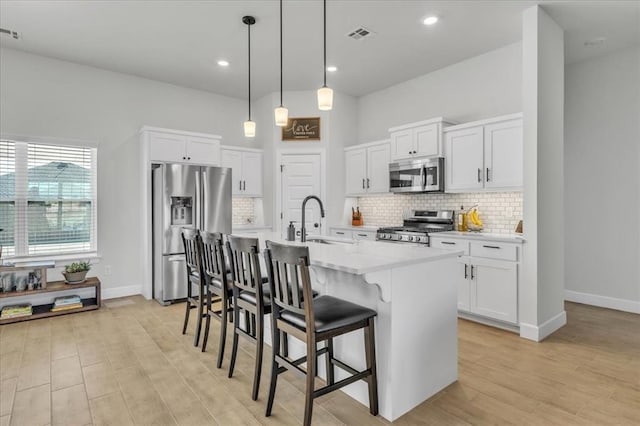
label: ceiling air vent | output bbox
[0,28,21,40]
[346,26,375,41]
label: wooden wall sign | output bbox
[282,117,321,141]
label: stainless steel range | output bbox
[376,210,455,246]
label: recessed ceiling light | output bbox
[423,16,438,26]
[584,37,606,48]
[217,60,230,67]
[327,66,338,72]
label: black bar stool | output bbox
[198,231,232,366]
[263,240,379,426]
[226,235,271,401]
[180,228,206,347]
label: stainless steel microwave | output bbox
[389,157,444,193]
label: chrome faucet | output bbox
[300,195,325,242]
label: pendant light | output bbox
[274,0,288,126]
[243,16,256,138]
[317,0,333,111]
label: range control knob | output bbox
[408,236,414,242]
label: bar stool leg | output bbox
[182,298,191,335]
[364,317,379,416]
[265,324,280,417]
[216,295,228,368]
[228,303,240,378]
[304,336,317,426]
[194,287,204,347]
[201,286,212,352]
[326,338,335,385]
[251,313,264,401]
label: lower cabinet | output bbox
[329,228,377,241]
[330,229,353,239]
[432,236,520,325]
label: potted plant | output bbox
[63,261,91,284]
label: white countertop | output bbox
[434,231,525,244]
[232,224,272,230]
[233,232,463,275]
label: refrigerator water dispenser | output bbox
[171,196,193,226]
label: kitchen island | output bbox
[237,232,463,421]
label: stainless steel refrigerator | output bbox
[152,164,231,305]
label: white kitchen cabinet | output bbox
[344,140,390,196]
[148,131,221,165]
[389,118,455,161]
[484,119,523,190]
[444,114,522,193]
[221,147,263,197]
[330,229,353,239]
[445,127,484,191]
[430,235,521,325]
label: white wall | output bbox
[564,46,640,311]
[520,5,566,341]
[355,42,522,143]
[0,47,252,294]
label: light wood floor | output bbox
[0,298,638,425]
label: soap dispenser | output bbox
[287,221,296,241]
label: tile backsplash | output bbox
[356,192,522,234]
[232,197,256,225]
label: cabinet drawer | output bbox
[353,230,376,241]
[469,242,517,261]
[330,229,353,239]
[430,238,470,255]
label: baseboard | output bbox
[565,290,640,314]
[102,285,142,300]
[519,310,567,342]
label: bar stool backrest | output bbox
[226,235,264,301]
[199,231,228,291]
[264,241,314,329]
[181,228,201,279]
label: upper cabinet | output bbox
[444,113,523,193]
[221,147,263,197]
[144,128,221,166]
[345,140,391,196]
[389,117,455,161]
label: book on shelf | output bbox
[51,303,83,312]
[53,295,81,307]
[1,303,33,319]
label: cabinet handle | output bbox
[486,168,490,182]
[483,245,501,249]
[183,156,186,160]
[357,233,368,237]
[362,178,365,189]
[188,157,191,160]
[366,178,370,189]
[470,265,475,280]
[408,151,412,155]
[441,241,456,245]
[413,150,417,154]
[239,181,242,191]
[477,168,482,183]
[336,231,345,235]
[243,181,246,191]
[464,264,468,279]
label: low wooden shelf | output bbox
[0,277,101,325]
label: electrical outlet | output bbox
[104,265,112,276]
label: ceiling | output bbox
[1,1,638,99]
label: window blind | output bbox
[0,141,16,256]
[0,140,97,257]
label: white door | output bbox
[390,129,414,160]
[445,127,484,192]
[221,149,243,195]
[186,136,221,166]
[345,148,367,195]
[484,119,523,190]
[281,153,322,239]
[367,143,390,193]
[242,152,263,197]
[470,258,518,324]
[414,124,439,157]
[149,132,187,163]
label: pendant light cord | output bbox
[323,0,327,88]
[280,0,284,107]
[248,21,251,120]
